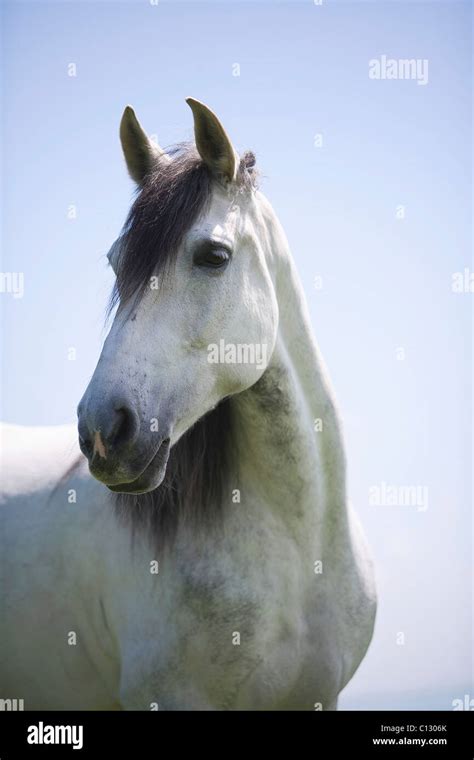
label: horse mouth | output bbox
[106,438,171,494]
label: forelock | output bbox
[109,143,258,312]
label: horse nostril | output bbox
[79,433,93,457]
[78,398,139,460]
[111,406,139,449]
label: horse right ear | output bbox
[119,106,169,184]
[186,98,239,183]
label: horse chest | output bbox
[117,520,343,710]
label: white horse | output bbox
[0,99,376,710]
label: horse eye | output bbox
[194,247,230,269]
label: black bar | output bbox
[0,710,472,757]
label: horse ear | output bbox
[186,98,239,183]
[119,106,169,184]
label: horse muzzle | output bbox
[77,394,171,493]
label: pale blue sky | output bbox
[1,0,472,709]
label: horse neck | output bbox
[231,200,348,538]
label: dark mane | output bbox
[110,144,257,548]
[115,398,235,551]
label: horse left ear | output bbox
[186,98,239,183]
[120,106,169,184]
